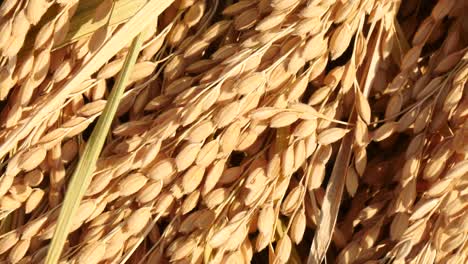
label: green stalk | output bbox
[44,33,144,264]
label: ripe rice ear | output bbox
[0,0,465,263]
[0,0,174,161]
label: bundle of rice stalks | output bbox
[0,0,466,263]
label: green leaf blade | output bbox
[44,33,144,264]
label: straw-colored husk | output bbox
[0,0,466,263]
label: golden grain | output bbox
[317,127,349,145]
[0,1,464,262]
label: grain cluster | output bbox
[0,0,466,263]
